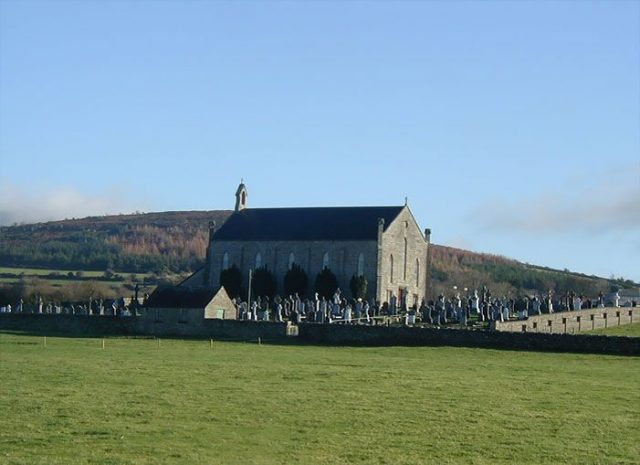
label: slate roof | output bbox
[145,286,217,308]
[212,206,405,241]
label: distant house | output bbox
[142,286,237,325]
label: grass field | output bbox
[0,333,638,465]
[0,266,150,282]
[0,267,110,278]
[0,266,155,293]
[586,321,640,337]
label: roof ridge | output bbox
[236,205,404,210]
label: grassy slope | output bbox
[1,333,638,465]
[586,322,640,337]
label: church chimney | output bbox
[235,180,248,212]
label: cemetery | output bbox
[1,292,638,355]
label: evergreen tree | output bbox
[220,265,242,298]
[315,267,338,299]
[252,266,277,299]
[284,263,308,297]
[349,274,367,299]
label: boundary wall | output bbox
[2,314,638,355]
[0,314,288,340]
[297,323,640,356]
[492,307,639,334]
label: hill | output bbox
[0,210,636,297]
[427,245,635,297]
[0,211,232,274]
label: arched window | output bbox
[390,254,394,283]
[255,252,262,269]
[322,252,330,269]
[357,253,364,276]
[288,252,295,270]
[416,259,420,287]
[403,238,408,280]
[222,252,229,270]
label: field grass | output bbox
[0,267,110,277]
[0,333,638,465]
[0,277,120,287]
[0,266,153,281]
[586,321,640,337]
[0,266,154,290]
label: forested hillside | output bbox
[0,211,232,274]
[428,245,634,296]
[0,210,636,297]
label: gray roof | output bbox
[145,286,216,308]
[212,206,404,241]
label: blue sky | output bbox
[1,1,638,281]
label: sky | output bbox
[0,0,639,282]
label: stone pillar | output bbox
[375,218,385,304]
[424,228,431,300]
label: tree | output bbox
[220,265,242,299]
[252,266,276,300]
[315,267,338,300]
[284,263,308,297]
[350,274,367,300]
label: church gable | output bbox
[383,206,425,241]
[378,206,429,304]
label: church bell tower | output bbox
[235,180,248,211]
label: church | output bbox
[184,182,431,307]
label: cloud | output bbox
[468,164,640,235]
[0,181,151,226]
[441,235,475,251]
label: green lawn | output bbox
[586,321,640,337]
[0,333,638,465]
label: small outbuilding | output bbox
[142,286,237,326]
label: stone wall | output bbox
[0,314,288,340]
[2,314,638,355]
[379,207,429,306]
[298,323,640,356]
[207,240,379,299]
[492,307,639,334]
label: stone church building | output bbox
[185,183,431,307]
